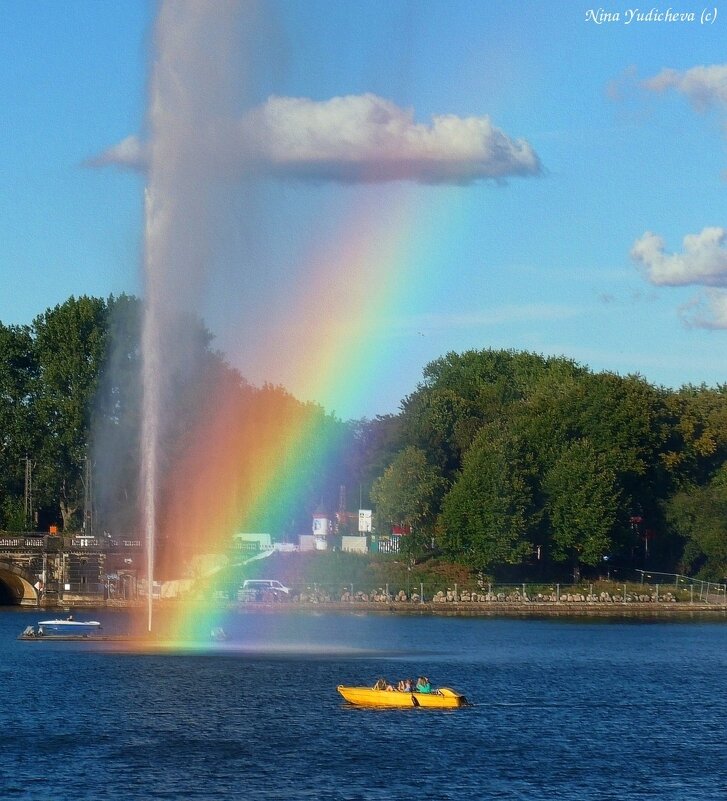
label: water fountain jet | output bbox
[139,0,244,632]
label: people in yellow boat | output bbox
[376,677,420,692]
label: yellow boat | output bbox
[337,684,468,709]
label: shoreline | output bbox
[29,598,727,618]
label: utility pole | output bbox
[83,455,94,537]
[23,455,32,531]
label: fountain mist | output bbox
[141,0,246,631]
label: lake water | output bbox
[2,607,726,800]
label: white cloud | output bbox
[89,93,542,184]
[679,289,727,329]
[631,227,727,287]
[635,63,727,179]
[242,94,541,182]
[632,64,727,328]
[643,64,727,111]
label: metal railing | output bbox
[224,577,727,606]
[636,570,727,603]
[0,534,47,550]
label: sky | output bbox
[2,0,727,420]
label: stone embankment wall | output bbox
[274,586,727,616]
[322,587,684,604]
[432,589,680,604]
[54,586,727,616]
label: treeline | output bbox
[0,295,355,546]
[369,350,727,581]
[2,296,727,581]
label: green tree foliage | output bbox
[477,368,675,568]
[6,301,727,582]
[370,446,446,554]
[0,323,36,525]
[666,464,727,580]
[662,385,727,484]
[89,294,142,533]
[1,497,27,532]
[440,428,537,571]
[401,349,586,478]
[0,294,353,542]
[344,414,404,508]
[383,348,725,577]
[543,438,620,579]
[29,296,110,530]
[400,387,476,480]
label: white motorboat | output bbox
[36,618,102,635]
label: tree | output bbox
[90,294,143,533]
[399,349,587,483]
[400,387,476,481]
[31,296,109,530]
[666,464,727,580]
[543,438,620,580]
[662,384,727,484]
[0,323,36,527]
[371,446,446,555]
[509,370,676,568]
[344,414,404,509]
[440,429,538,572]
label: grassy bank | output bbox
[212,551,475,597]
[205,551,724,606]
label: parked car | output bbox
[238,579,291,601]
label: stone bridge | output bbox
[0,533,144,606]
[0,559,39,605]
[0,534,48,605]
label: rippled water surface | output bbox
[2,608,726,800]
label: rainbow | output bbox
[146,185,438,644]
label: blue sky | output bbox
[2,1,727,418]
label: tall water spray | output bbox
[141,192,161,633]
[141,0,243,631]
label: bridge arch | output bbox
[0,562,38,606]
